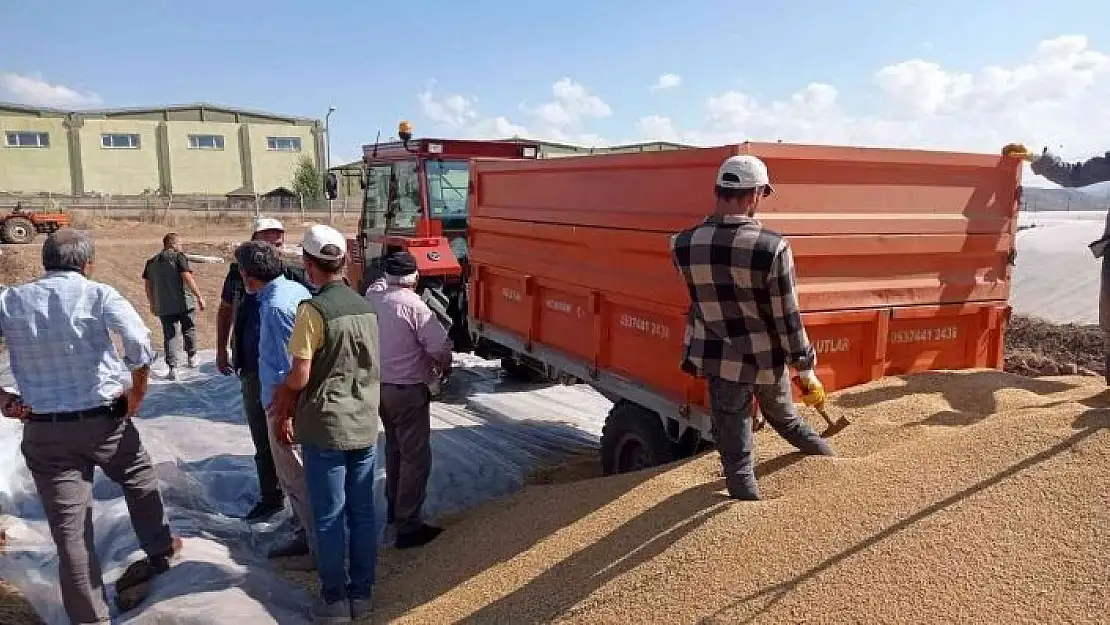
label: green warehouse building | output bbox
[0,102,324,198]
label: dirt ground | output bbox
[1004,314,1105,377]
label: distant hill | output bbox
[1021,186,1110,212]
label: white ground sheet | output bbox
[0,351,609,624]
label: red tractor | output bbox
[0,203,69,244]
[346,121,540,353]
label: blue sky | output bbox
[3,0,1110,184]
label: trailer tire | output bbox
[1,217,34,244]
[601,400,676,475]
[500,357,549,383]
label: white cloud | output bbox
[526,77,612,127]
[641,35,1110,186]
[414,35,1110,181]
[637,115,679,142]
[0,72,102,108]
[417,81,479,128]
[651,73,682,92]
[418,78,609,145]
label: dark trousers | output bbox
[707,375,834,499]
[379,383,432,535]
[158,310,196,368]
[21,412,174,624]
[239,371,283,502]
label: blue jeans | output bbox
[302,443,378,603]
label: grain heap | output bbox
[358,370,1109,624]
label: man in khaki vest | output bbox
[269,224,381,622]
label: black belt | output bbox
[27,397,127,423]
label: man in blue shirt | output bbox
[217,217,309,527]
[234,240,315,562]
[0,229,181,623]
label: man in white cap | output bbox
[216,217,312,537]
[269,224,381,622]
[669,154,835,501]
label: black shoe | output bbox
[395,524,444,549]
[268,534,311,558]
[244,496,284,522]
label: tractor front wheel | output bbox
[1,217,35,244]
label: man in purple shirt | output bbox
[364,251,452,549]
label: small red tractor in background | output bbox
[0,203,69,244]
[346,121,540,355]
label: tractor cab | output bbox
[347,121,539,350]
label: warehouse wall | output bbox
[79,119,162,195]
[247,123,320,193]
[164,121,244,194]
[0,114,71,194]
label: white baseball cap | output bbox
[301,224,347,261]
[716,155,774,196]
[252,216,285,233]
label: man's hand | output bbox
[266,385,298,445]
[125,366,150,419]
[1,391,28,421]
[797,369,827,409]
[216,350,234,376]
[276,415,295,445]
[1002,143,1037,162]
[196,297,207,312]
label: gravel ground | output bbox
[355,370,1108,624]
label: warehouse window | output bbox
[102,133,141,149]
[5,131,49,148]
[188,134,225,150]
[266,136,301,152]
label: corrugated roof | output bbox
[0,100,319,124]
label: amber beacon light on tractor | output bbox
[345,120,540,352]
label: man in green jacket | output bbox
[1004,143,1110,384]
[270,224,381,623]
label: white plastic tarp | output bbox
[0,351,607,624]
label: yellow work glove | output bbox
[797,369,827,408]
[1001,143,1036,162]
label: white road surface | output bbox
[1013,210,1106,325]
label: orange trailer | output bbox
[466,143,1021,474]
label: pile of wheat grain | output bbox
[350,370,1108,624]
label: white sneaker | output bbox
[187,354,197,369]
[167,367,177,381]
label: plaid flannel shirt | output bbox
[0,271,156,413]
[669,214,815,385]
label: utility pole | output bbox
[325,106,336,222]
[324,106,336,172]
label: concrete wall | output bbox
[0,114,71,194]
[78,119,162,195]
[247,123,319,193]
[164,121,244,194]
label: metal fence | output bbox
[0,194,361,222]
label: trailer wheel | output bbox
[500,357,549,383]
[601,400,676,475]
[1,217,35,244]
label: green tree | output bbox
[292,156,324,202]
